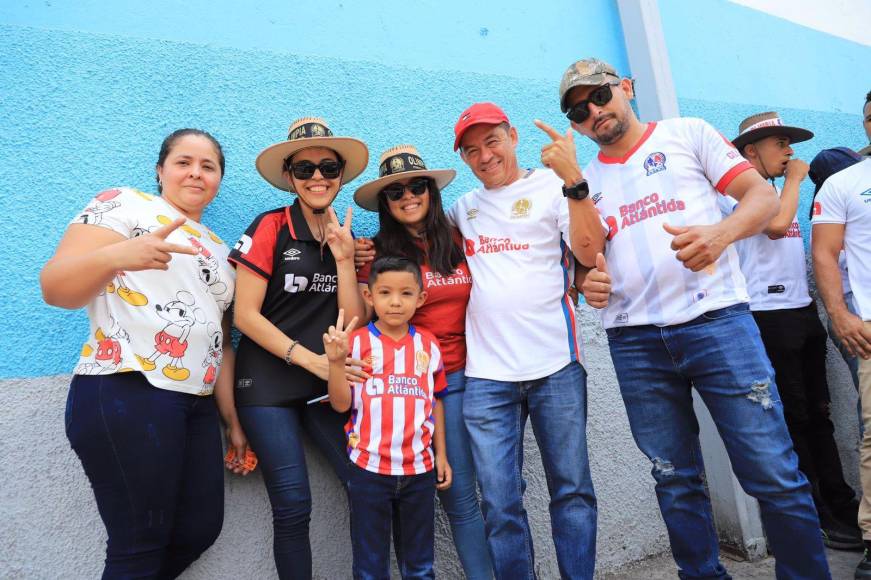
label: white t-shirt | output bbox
[70,187,235,395]
[812,159,871,320]
[719,188,811,311]
[447,168,582,381]
[584,118,752,328]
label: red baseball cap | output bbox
[453,102,510,151]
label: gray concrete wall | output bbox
[1,306,670,579]
[4,301,861,578]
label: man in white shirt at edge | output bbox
[726,112,861,550]
[565,58,829,579]
[448,101,604,579]
[812,156,871,578]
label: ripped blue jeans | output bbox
[607,303,829,580]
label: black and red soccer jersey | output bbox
[229,200,342,406]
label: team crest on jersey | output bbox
[510,198,531,219]
[347,432,360,449]
[414,350,430,376]
[643,152,667,176]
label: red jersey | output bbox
[346,323,448,475]
[357,240,472,373]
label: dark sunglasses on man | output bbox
[565,83,617,124]
[284,159,345,180]
[380,178,429,201]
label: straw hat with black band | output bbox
[256,117,369,192]
[354,145,456,211]
[731,112,814,153]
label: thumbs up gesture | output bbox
[534,119,584,185]
[582,252,611,309]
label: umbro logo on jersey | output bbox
[643,152,667,176]
[283,248,302,261]
[861,188,871,203]
[466,208,479,220]
[591,192,603,204]
[614,313,629,325]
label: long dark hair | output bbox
[373,178,464,277]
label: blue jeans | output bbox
[346,465,437,580]
[237,403,353,580]
[464,362,597,580]
[438,371,493,579]
[66,372,224,579]
[607,303,829,580]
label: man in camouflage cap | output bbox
[541,57,830,578]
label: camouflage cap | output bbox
[559,58,621,112]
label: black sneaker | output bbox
[823,521,864,551]
[856,547,871,579]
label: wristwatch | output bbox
[562,178,590,200]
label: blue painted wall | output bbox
[1,2,627,378]
[3,1,869,378]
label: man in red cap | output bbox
[448,102,604,579]
[558,58,830,579]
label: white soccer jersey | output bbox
[447,168,582,381]
[584,118,752,328]
[719,189,811,311]
[812,159,871,320]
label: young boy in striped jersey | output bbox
[324,256,451,579]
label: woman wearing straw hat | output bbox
[354,145,494,579]
[228,118,370,579]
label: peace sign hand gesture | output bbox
[323,308,359,364]
[111,216,198,272]
[325,206,356,264]
[534,119,584,186]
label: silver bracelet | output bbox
[285,340,299,366]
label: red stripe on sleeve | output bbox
[715,161,753,194]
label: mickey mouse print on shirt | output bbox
[71,187,235,395]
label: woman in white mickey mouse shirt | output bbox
[41,129,249,579]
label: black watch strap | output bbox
[562,179,590,200]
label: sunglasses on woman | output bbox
[565,84,615,124]
[285,159,345,180]
[380,178,429,202]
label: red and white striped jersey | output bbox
[346,323,448,475]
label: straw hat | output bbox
[255,117,369,191]
[731,112,813,152]
[353,145,456,211]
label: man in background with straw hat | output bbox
[728,112,862,551]
[449,101,604,579]
[559,57,830,578]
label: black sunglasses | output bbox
[565,84,615,124]
[380,178,429,202]
[285,159,345,180]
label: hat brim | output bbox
[354,169,457,212]
[255,137,369,192]
[731,126,814,152]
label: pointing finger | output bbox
[153,217,186,239]
[533,119,563,142]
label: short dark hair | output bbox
[368,256,423,289]
[865,90,871,107]
[156,129,225,193]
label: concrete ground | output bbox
[599,548,860,579]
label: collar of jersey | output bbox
[368,321,416,340]
[285,199,317,242]
[597,122,657,165]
